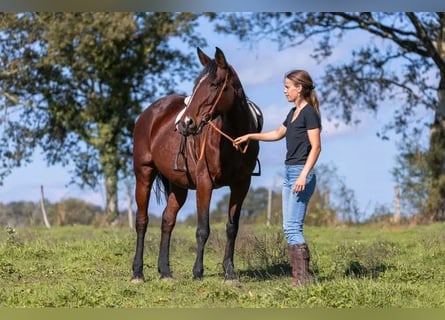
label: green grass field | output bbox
[1,222,445,307]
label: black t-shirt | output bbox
[282,104,321,165]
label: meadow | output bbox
[1,221,445,308]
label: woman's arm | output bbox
[233,124,286,147]
[292,127,321,193]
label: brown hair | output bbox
[285,70,320,117]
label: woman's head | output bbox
[285,70,320,115]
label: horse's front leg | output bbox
[131,168,155,284]
[223,178,251,281]
[193,179,212,280]
[158,184,188,278]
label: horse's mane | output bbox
[228,65,248,107]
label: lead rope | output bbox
[207,120,249,153]
[200,121,261,176]
[199,120,249,160]
[199,121,249,160]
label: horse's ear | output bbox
[197,47,211,66]
[215,47,228,69]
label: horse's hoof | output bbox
[131,277,145,284]
[160,272,173,280]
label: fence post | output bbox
[393,185,401,224]
[40,185,51,228]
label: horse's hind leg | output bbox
[131,165,156,284]
[157,184,188,279]
[223,178,251,281]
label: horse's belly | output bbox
[153,147,197,189]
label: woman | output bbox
[233,70,321,286]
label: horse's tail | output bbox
[153,174,169,204]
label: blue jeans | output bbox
[282,165,316,245]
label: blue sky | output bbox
[0,20,424,221]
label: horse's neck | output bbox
[221,101,255,135]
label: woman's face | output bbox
[284,78,301,103]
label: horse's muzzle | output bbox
[179,116,198,136]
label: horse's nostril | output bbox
[179,116,197,136]
[184,116,195,128]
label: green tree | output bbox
[210,186,269,223]
[241,187,269,221]
[0,201,40,227]
[213,12,445,221]
[49,198,103,226]
[0,13,207,222]
[306,187,337,226]
[392,128,435,220]
[313,163,359,224]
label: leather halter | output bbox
[174,71,229,172]
[174,70,254,173]
[195,71,252,160]
[194,71,229,135]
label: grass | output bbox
[1,222,445,307]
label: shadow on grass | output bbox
[345,260,390,279]
[237,260,391,283]
[238,263,292,281]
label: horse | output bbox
[131,47,263,283]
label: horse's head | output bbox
[178,47,240,136]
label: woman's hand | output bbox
[233,134,250,150]
[292,175,307,193]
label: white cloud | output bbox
[231,41,319,87]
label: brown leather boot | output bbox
[288,243,311,286]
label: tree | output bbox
[0,13,207,222]
[213,12,445,221]
[0,201,40,227]
[313,163,359,224]
[50,198,103,226]
[392,127,435,220]
[210,186,270,223]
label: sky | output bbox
[0,18,427,221]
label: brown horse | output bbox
[131,47,262,283]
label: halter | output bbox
[194,71,229,134]
[174,71,230,172]
[194,71,252,159]
[174,70,256,174]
